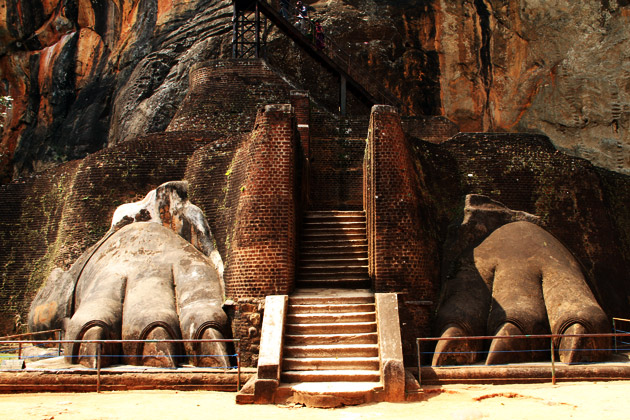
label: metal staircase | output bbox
[231,0,401,114]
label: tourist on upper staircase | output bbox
[315,20,325,50]
[279,0,290,20]
[296,1,309,33]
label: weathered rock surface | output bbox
[0,0,234,180]
[2,0,630,180]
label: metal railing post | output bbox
[57,330,62,356]
[237,340,241,391]
[613,318,618,353]
[255,2,260,58]
[18,342,22,360]
[550,338,556,385]
[416,338,422,387]
[96,342,102,393]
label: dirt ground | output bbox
[1,381,630,419]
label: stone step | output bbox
[298,258,368,268]
[282,356,380,371]
[300,237,367,250]
[281,370,381,383]
[275,382,383,407]
[288,303,375,314]
[298,264,368,273]
[285,321,377,335]
[299,253,368,262]
[289,292,374,305]
[304,213,366,223]
[284,332,377,345]
[295,278,371,289]
[303,221,366,229]
[296,269,369,278]
[302,228,366,236]
[299,247,367,257]
[284,344,378,358]
[286,312,375,324]
[301,232,367,241]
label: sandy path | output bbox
[1,381,629,419]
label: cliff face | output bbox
[0,0,234,180]
[1,0,630,180]
[434,0,630,173]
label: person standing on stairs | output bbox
[296,1,309,33]
[280,0,290,20]
[315,20,325,50]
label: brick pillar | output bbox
[226,105,298,298]
[290,91,311,158]
[364,105,438,356]
[290,91,311,208]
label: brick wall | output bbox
[308,109,367,210]
[224,105,299,298]
[0,133,211,335]
[363,105,440,359]
[167,60,294,135]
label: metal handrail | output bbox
[612,318,630,353]
[416,332,627,387]
[0,338,242,393]
[0,329,62,340]
[0,329,63,359]
[260,0,401,108]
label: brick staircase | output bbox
[276,288,383,406]
[296,210,369,289]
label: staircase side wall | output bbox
[225,105,299,298]
[309,112,367,210]
[364,105,438,359]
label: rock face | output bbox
[1,0,630,180]
[434,0,630,173]
[0,0,234,180]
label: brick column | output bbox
[364,105,438,353]
[290,91,311,158]
[226,105,298,298]
[290,91,311,208]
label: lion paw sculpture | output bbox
[29,181,229,368]
[433,220,610,366]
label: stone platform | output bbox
[0,356,254,393]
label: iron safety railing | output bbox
[260,0,402,108]
[416,332,630,387]
[612,318,630,352]
[0,338,241,393]
[0,329,63,359]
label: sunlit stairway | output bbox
[296,210,369,289]
[276,288,383,406]
[236,213,405,406]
